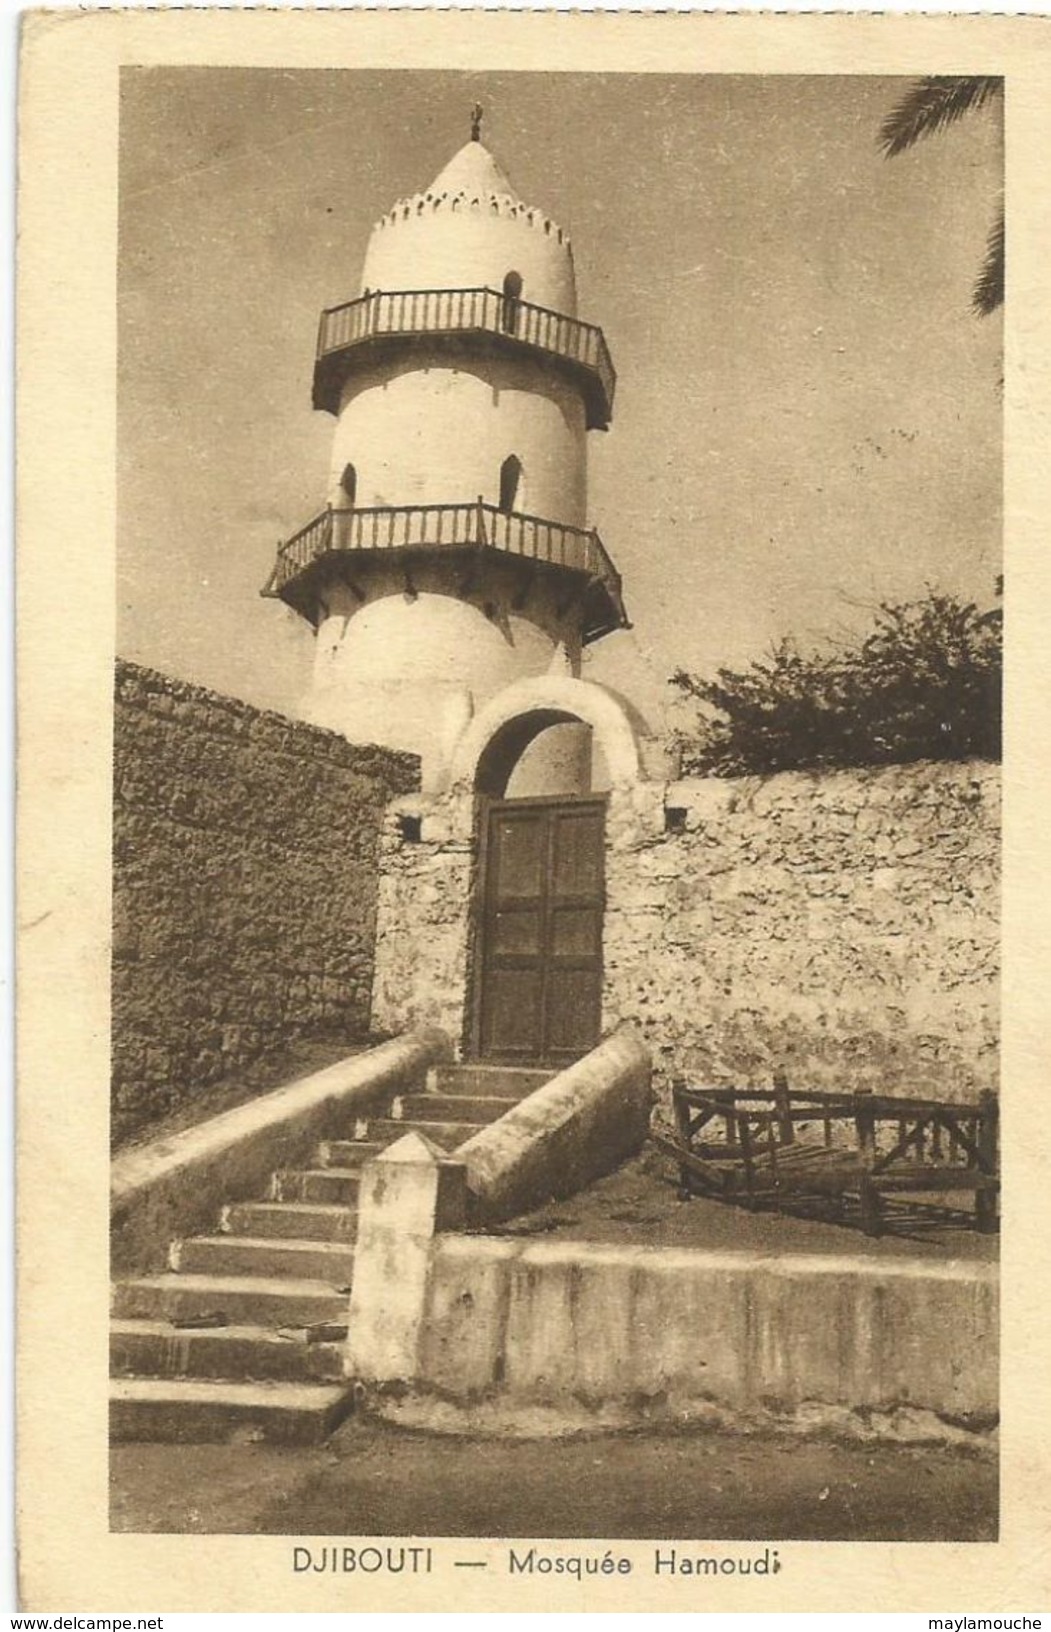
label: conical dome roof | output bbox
[361,132,577,317]
[427,139,517,203]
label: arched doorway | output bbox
[451,679,641,1067]
[501,270,523,334]
[498,453,523,515]
[474,706,592,799]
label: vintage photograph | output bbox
[103,65,1004,1546]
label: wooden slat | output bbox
[873,1169,999,1194]
[666,1074,999,1234]
[650,1134,732,1195]
[872,1114,937,1174]
[768,1146,854,1169]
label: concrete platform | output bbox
[170,1234,358,1282]
[112,1273,350,1328]
[109,1377,354,1445]
[316,1139,387,1168]
[365,1119,485,1150]
[270,1167,362,1205]
[496,1149,999,1262]
[221,1201,358,1242]
[394,1093,514,1125]
[429,1064,551,1100]
[110,1320,346,1383]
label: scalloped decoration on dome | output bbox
[372,139,573,253]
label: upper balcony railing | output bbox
[312,286,616,430]
[263,500,628,644]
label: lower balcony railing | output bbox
[263,501,627,642]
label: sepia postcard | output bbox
[16,7,1051,1614]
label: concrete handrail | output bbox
[111,1028,452,1273]
[458,1022,653,1225]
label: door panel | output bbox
[552,808,604,896]
[482,968,544,1055]
[491,906,544,957]
[493,810,545,896]
[477,797,605,1067]
[548,905,601,959]
[545,969,602,1056]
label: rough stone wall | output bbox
[605,762,999,1106]
[371,761,999,1106]
[371,791,475,1048]
[112,661,418,1145]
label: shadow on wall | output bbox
[111,660,419,1147]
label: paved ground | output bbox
[496,1148,999,1261]
[110,1418,996,1541]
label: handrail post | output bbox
[671,1078,693,1198]
[720,1088,737,1148]
[766,1113,779,1190]
[737,1113,757,1208]
[975,1089,999,1234]
[476,494,487,548]
[854,1089,881,1236]
[773,1067,794,1146]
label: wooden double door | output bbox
[474,796,606,1068]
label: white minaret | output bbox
[264,112,626,792]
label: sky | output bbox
[117,70,1003,732]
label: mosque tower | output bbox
[263,110,627,793]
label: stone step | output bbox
[170,1235,357,1283]
[112,1273,349,1329]
[110,1376,354,1445]
[222,1201,358,1243]
[428,1064,552,1100]
[110,1319,346,1384]
[361,1119,486,1151]
[271,1167,361,1205]
[393,1094,513,1126]
[316,1140,387,1170]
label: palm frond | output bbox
[879,76,1003,158]
[973,203,1004,316]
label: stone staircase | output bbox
[109,1064,550,1445]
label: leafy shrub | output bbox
[670,593,1001,778]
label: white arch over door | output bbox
[448,675,642,795]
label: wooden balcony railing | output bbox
[312,286,616,429]
[263,500,628,643]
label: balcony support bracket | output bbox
[511,561,537,612]
[457,548,487,600]
[556,578,589,622]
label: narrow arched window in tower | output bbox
[339,462,357,508]
[501,270,523,335]
[499,455,522,515]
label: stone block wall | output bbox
[605,762,999,1106]
[371,761,999,1106]
[371,791,475,1047]
[112,661,418,1145]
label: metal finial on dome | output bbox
[470,103,483,142]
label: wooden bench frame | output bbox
[654,1075,999,1237]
